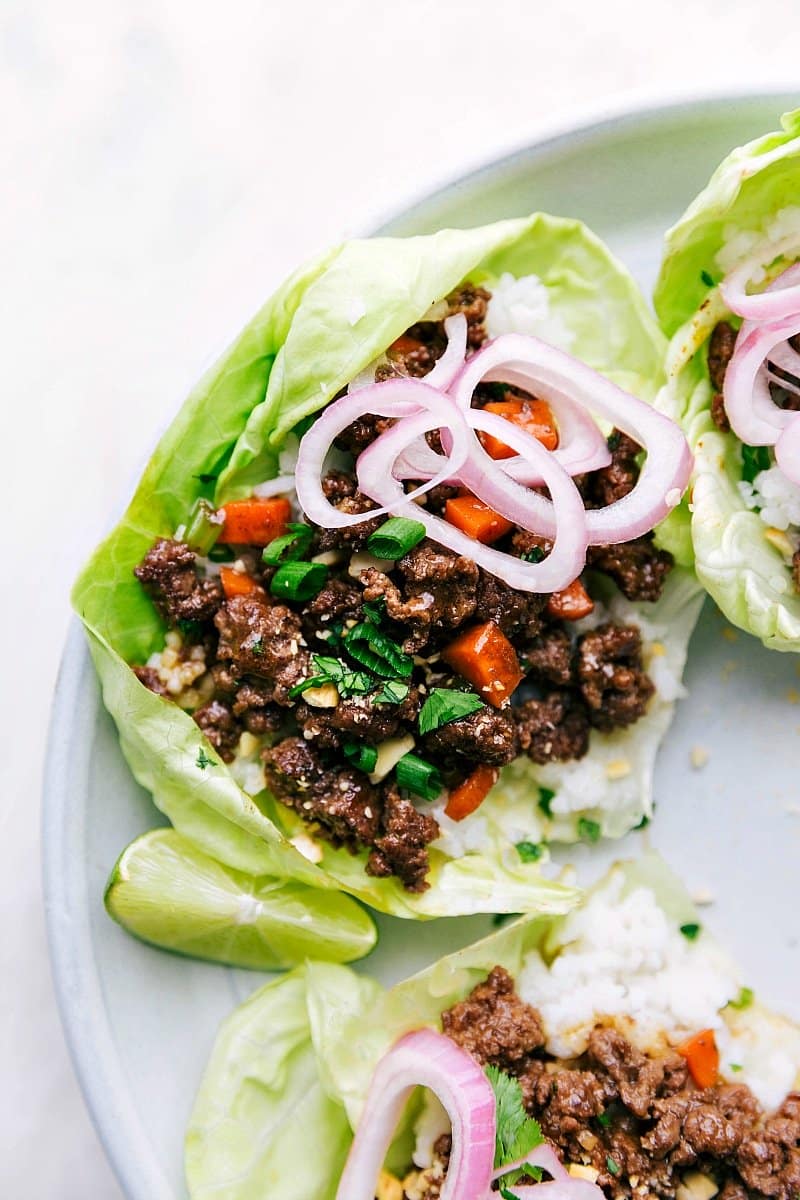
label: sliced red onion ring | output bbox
[295,379,469,528]
[486,1142,604,1200]
[451,336,692,543]
[775,413,800,486]
[722,315,800,444]
[721,256,800,322]
[358,412,589,593]
[335,1029,495,1200]
[424,313,468,389]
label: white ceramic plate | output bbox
[44,92,800,1200]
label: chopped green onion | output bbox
[700,269,716,288]
[537,787,555,818]
[596,1110,612,1128]
[366,516,426,560]
[680,922,702,941]
[418,688,485,735]
[521,545,545,564]
[375,680,410,706]
[516,841,545,863]
[288,654,374,700]
[343,743,378,774]
[606,1156,620,1177]
[741,443,771,484]
[395,753,443,801]
[577,817,601,843]
[730,1063,743,1072]
[729,986,754,1010]
[344,622,413,678]
[270,561,328,603]
[634,813,651,830]
[362,597,387,625]
[184,498,224,555]
[262,522,314,566]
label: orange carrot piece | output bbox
[441,621,523,708]
[388,333,426,359]
[219,567,264,600]
[677,1029,719,1090]
[218,497,291,546]
[444,764,499,821]
[444,494,514,545]
[546,578,594,621]
[479,396,559,459]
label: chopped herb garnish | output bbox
[375,680,410,706]
[516,841,545,863]
[270,560,328,603]
[730,1063,743,1072]
[741,443,771,484]
[249,636,265,656]
[606,1156,621,1177]
[485,1065,543,1174]
[366,516,426,560]
[343,743,378,774]
[395,752,443,801]
[418,688,485,735]
[344,622,413,678]
[362,597,387,625]
[680,922,702,941]
[730,986,754,1010]
[196,747,217,770]
[261,522,313,566]
[701,269,716,288]
[578,816,601,843]
[500,1189,519,1200]
[634,813,651,830]
[521,545,545,564]
[597,1109,613,1128]
[607,431,621,451]
[289,654,374,700]
[537,787,555,818]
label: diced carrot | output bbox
[219,567,264,600]
[218,497,291,546]
[445,764,499,821]
[479,396,559,459]
[546,578,594,621]
[441,621,523,708]
[388,333,426,359]
[677,1029,719,1090]
[444,494,514,545]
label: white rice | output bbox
[485,272,575,349]
[517,872,740,1060]
[739,464,800,533]
[716,206,800,277]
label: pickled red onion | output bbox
[721,256,800,323]
[334,1029,495,1200]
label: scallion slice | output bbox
[343,743,378,774]
[366,516,426,560]
[270,561,328,602]
[262,523,314,566]
[395,752,443,801]
[344,622,413,678]
[184,498,224,555]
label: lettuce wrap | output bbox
[186,854,800,1200]
[73,213,701,920]
[654,108,800,650]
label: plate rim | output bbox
[43,87,799,1200]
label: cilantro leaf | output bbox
[700,269,716,288]
[344,622,413,678]
[485,1065,543,1171]
[375,680,410,706]
[418,688,485,735]
[196,747,217,770]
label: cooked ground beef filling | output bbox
[132,283,673,891]
[440,967,800,1200]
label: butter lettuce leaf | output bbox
[653,108,800,649]
[74,213,681,918]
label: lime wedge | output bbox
[105,828,376,969]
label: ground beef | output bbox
[423,706,518,766]
[134,539,222,624]
[214,596,310,705]
[262,736,381,850]
[313,478,382,551]
[577,623,655,732]
[301,577,363,642]
[474,569,547,640]
[441,966,544,1067]
[229,677,285,735]
[586,432,642,508]
[361,543,479,651]
[587,536,674,603]
[588,1027,667,1119]
[296,688,417,749]
[708,321,737,392]
[793,549,800,595]
[711,390,731,432]
[334,413,395,455]
[192,699,241,762]
[132,665,168,696]
[523,625,575,686]
[366,781,439,893]
[737,1092,800,1199]
[446,283,491,348]
[515,690,591,764]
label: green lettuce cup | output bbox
[74,213,700,920]
[186,855,800,1200]
[654,108,800,650]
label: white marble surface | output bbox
[3,1,797,1195]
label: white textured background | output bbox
[3,1,797,1195]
